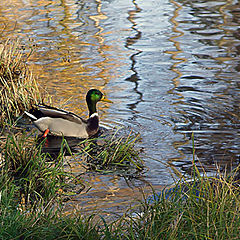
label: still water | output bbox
[0,0,239,214]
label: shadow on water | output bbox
[125,0,143,114]
[37,135,81,155]
[36,126,109,156]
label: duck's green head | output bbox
[86,89,112,116]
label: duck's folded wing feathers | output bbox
[37,105,86,124]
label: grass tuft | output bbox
[1,132,84,207]
[0,39,48,126]
[118,166,240,240]
[0,178,102,240]
[77,130,144,173]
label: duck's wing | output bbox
[36,105,87,124]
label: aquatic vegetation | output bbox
[0,163,240,239]
[0,179,101,240]
[0,39,47,126]
[0,120,239,239]
[1,132,84,206]
[77,130,144,173]
[116,166,240,239]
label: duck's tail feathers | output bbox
[24,111,37,121]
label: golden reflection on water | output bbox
[213,0,237,75]
[0,0,126,117]
[165,0,189,167]
[63,173,163,218]
[166,0,186,94]
[61,155,156,217]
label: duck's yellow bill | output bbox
[101,96,113,103]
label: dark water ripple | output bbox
[168,0,240,173]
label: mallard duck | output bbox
[25,89,112,138]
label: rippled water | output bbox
[0,0,239,214]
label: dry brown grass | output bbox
[0,39,47,125]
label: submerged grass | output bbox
[0,39,48,126]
